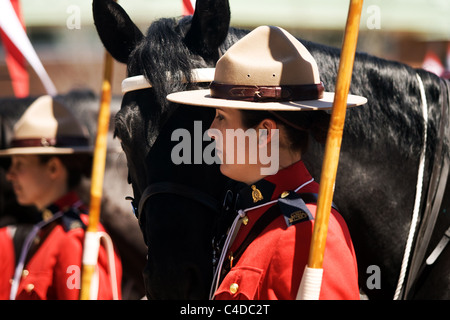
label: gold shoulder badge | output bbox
[278,193,314,227]
[251,185,264,203]
[288,210,309,224]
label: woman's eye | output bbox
[215,114,224,121]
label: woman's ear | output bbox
[257,119,278,146]
[46,157,64,179]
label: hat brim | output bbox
[0,146,94,157]
[167,90,367,111]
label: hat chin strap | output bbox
[121,68,215,93]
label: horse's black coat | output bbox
[93,0,450,299]
[94,0,242,299]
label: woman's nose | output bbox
[207,127,216,140]
[5,167,14,181]
[5,163,17,182]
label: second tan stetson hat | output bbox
[167,25,367,110]
[0,95,93,156]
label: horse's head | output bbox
[93,0,240,299]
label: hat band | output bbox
[210,82,324,102]
[11,136,90,148]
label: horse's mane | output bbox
[301,39,446,161]
[126,16,247,115]
[125,15,447,161]
[352,57,445,160]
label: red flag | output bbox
[0,0,29,97]
[182,0,195,16]
[422,49,444,77]
[443,43,450,80]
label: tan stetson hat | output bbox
[167,26,367,110]
[0,95,93,156]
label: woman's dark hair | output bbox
[239,110,330,153]
[38,154,92,190]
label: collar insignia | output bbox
[236,180,276,210]
[251,185,264,203]
[42,209,53,221]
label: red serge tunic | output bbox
[214,161,359,300]
[0,191,122,300]
[0,228,14,300]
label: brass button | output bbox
[242,216,249,225]
[22,270,29,278]
[26,284,35,293]
[229,283,239,294]
[42,209,53,221]
[281,191,290,198]
[33,236,40,246]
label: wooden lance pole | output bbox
[298,0,364,300]
[79,44,114,299]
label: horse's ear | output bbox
[184,0,230,62]
[92,0,143,63]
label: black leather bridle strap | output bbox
[137,181,220,221]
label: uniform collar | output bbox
[236,161,314,210]
[41,191,82,221]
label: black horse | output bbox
[93,0,450,299]
[0,90,147,300]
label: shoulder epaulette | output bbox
[277,191,314,227]
[61,208,86,232]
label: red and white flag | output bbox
[182,0,195,16]
[422,49,444,77]
[0,0,28,97]
[0,0,56,96]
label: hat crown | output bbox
[13,95,89,140]
[166,25,367,111]
[0,95,93,156]
[214,26,321,86]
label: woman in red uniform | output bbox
[0,95,122,300]
[167,26,367,300]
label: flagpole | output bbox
[298,0,364,300]
[79,37,115,300]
